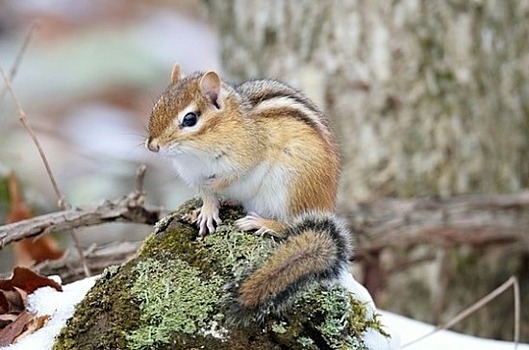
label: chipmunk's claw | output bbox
[196,202,222,237]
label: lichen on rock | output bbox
[53,199,393,349]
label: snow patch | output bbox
[3,273,527,350]
[6,276,98,350]
[339,269,401,349]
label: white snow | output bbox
[340,269,400,349]
[339,269,526,350]
[2,273,527,350]
[382,311,527,350]
[4,276,97,350]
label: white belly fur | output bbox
[219,162,290,220]
[171,153,290,220]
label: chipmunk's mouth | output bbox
[152,141,187,156]
[145,139,181,156]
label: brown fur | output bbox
[149,68,339,216]
[148,71,339,210]
[238,229,338,307]
[223,212,352,326]
[148,73,265,173]
[252,108,340,217]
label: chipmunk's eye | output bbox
[181,112,198,128]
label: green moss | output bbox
[348,297,389,338]
[139,198,274,279]
[297,336,315,348]
[288,284,390,350]
[126,258,224,349]
[54,199,392,349]
[53,264,141,349]
[270,320,288,334]
[295,285,370,350]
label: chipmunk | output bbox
[146,64,350,325]
[224,211,352,326]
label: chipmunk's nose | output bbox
[145,137,160,153]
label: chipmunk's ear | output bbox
[171,63,181,84]
[200,71,222,109]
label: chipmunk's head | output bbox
[146,63,236,157]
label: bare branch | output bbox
[34,241,142,284]
[1,68,66,207]
[347,191,529,254]
[134,164,147,196]
[402,276,520,348]
[0,67,91,274]
[0,22,39,106]
[0,189,164,248]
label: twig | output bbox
[34,241,142,284]
[1,68,89,275]
[0,22,39,107]
[1,69,66,207]
[514,276,520,349]
[0,187,164,248]
[134,164,147,197]
[402,276,520,348]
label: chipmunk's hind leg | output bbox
[235,212,288,238]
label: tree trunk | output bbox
[206,0,529,201]
[205,0,529,341]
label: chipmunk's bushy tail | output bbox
[224,212,352,326]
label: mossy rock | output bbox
[53,199,389,349]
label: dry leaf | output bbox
[0,267,62,345]
[0,310,35,346]
[7,172,64,266]
[13,238,64,267]
[13,314,51,343]
[0,267,63,294]
[0,289,24,314]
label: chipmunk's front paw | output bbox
[235,212,273,236]
[196,202,222,237]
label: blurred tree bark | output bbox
[206,0,529,201]
[205,0,529,342]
